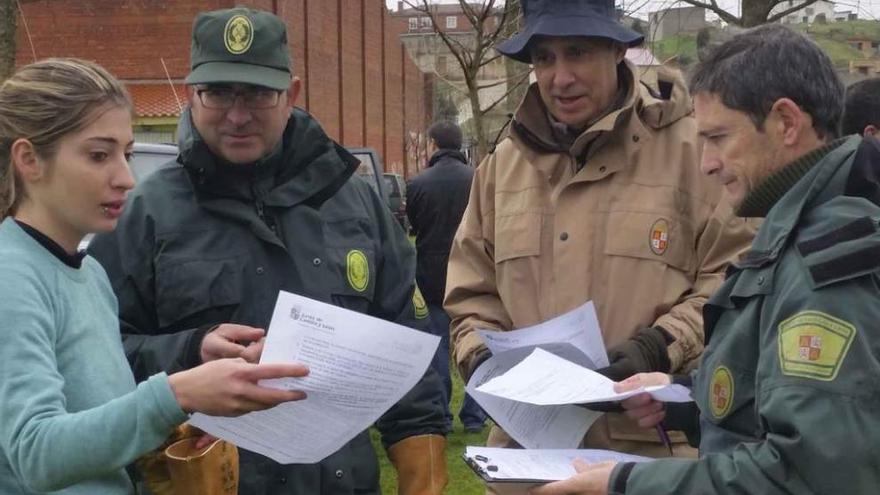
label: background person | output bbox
[841,77,880,136]
[0,57,308,495]
[407,120,488,434]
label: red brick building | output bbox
[14,0,431,176]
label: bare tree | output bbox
[404,0,530,163]
[1,0,17,81]
[1,0,41,82]
[676,0,822,27]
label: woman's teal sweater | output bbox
[0,218,187,494]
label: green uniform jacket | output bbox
[89,108,445,495]
[613,136,880,494]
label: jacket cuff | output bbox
[609,462,636,494]
[184,323,218,367]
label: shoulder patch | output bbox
[778,311,856,381]
[797,216,880,287]
[346,250,369,292]
[412,286,429,320]
[797,216,877,256]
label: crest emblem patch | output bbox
[224,15,254,55]
[346,250,370,293]
[649,219,669,255]
[709,365,734,419]
[778,311,855,381]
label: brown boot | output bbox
[387,434,448,495]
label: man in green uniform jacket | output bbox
[531,24,880,495]
[89,7,447,495]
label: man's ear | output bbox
[864,124,877,137]
[185,85,197,105]
[287,77,302,108]
[614,42,627,64]
[9,138,45,183]
[768,98,810,146]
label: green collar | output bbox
[741,135,862,266]
[737,138,848,218]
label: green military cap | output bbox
[186,7,291,90]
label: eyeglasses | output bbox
[195,86,284,110]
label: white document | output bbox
[464,446,652,482]
[467,348,601,449]
[466,301,609,449]
[189,291,439,464]
[476,301,609,369]
[478,348,693,406]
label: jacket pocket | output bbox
[494,211,542,263]
[603,211,695,273]
[155,257,243,328]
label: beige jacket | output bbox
[445,62,756,451]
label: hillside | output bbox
[649,20,880,69]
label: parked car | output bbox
[128,142,178,180]
[382,173,409,231]
[347,147,388,205]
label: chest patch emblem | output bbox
[778,311,855,381]
[709,365,734,419]
[224,14,254,55]
[346,250,370,292]
[412,286,429,320]
[649,219,669,255]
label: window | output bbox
[805,7,814,15]
[446,16,457,29]
[420,16,432,28]
[408,17,418,31]
[437,55,447,74]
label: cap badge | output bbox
[224,14,254,55]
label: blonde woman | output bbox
[0,58,308,494]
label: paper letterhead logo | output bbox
[289,305,302,321]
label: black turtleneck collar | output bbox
[428,149,468,168]
[15,220,85,268]
[737,137,848,217]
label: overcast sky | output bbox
[385,0,880,21]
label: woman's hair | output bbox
[0,58,132,219]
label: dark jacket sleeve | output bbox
[364,184,447,447]
[405,179,422,238]
[88,195,208,382]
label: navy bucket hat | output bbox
[497,0,644,63]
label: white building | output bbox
[771,0,835,24]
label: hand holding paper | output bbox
[476,348,692,406]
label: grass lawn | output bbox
[370,370,491,494]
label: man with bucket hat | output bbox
[90,7,447,495]
[445,0,755,458]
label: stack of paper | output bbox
[465,301,610,449]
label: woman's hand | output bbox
[529,459,616,495]
[169,358,309,416]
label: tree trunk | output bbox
[468,82,488,163]
[0,0,17,82]
[740,0,774,27]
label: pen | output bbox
[656,423,673,456]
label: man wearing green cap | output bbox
[90,7,447,495]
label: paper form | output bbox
[189,291,439,464]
